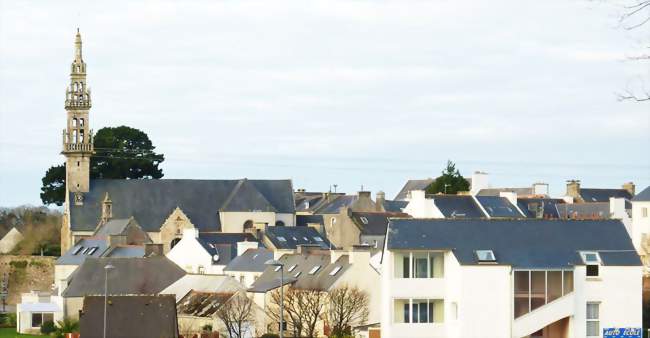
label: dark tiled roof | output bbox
[350,212,410,236]
[475,196,525,218]
[382,200,408,213]
[196,233,261,265]
[70,179,294,232]
[476,187,534,197]
[93,218,133,237]
[265,226,331,249]
[557,202,610,219]
[294,192,345,212]
[249,252,351,292]
[224,248,273,272]
[177,291,234,317]
[55,238,109,265]
[296,215,324,227]
[394,179,434,200]
[580,188,632,202]
[387,218,641,268]
[634,186,650,202]
[517,198,565,219]
[63,256,186,297]
[432,195,486,218]
[314,195,357,214]
[80,295,178,338]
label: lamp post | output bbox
[444,183,451,194]
[103,264,115,338]
[265,259,284,338]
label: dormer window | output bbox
[476,250,496,263]
[360,217,369,225]
[309,265,321,275]
[580,251,601,277]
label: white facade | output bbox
[381,249,642,338]
[166,228,224,274]
[403,190,444,218]
[16,291,63,334]
[631,198,650,253]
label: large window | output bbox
[513,270,574,318]
[393,252,444,278]
[393,299,444,323]
[31,313,53,328]
[586,302,599,336]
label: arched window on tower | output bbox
[72,130,78,143]
[76,65,80,72]
[79,129,84,143]
[72,83,77,92]
[79,118,84,127]
[72,118,77,127]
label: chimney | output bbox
[499,191,518,206]
[145,243,163,257]
[375,191,386,212]
[237,240,258,257]
[358,191,371,201]
[623,182,635,196]
[532,182,549,196]
[566,180,581,200]
[470,171,489,195]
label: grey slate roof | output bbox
[62,256,186,297]
[382,200,408,213]
[580,188,632,202]
[177,291,234,317]
[557,202,610,219]
[432,195,486,218]
[249,252,351,292]
[387,218,641,268]
[394,179,434,200]
[55,238,109,265]
[93,218,133,237]
[161,274,243,302]
[314,195,358,214]
[103,245,145,258]
[517,198,564,219]
[350,212,410,236]
[475,196,525,218]
[224,248,273,272]
[294,192,345,212]
[80,295,178,338]
[477,187,534,197]
[265,226,331,249]
[296,214,324,227]
[634,186,650,202]
[69,179,294,232]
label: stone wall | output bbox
[0,255,55,304]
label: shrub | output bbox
[0,312,17,327]
[9,260,28,268]
[201,324,212,332]
[41,320,56,334]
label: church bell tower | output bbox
[62,29,94,198]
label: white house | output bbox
[223,248,273,287]
[381,218,642,338]
[632,186,650,268]
[16,291,63,334]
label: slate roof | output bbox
[350,212,410,236]
[80,295,178,338]
[294,192,345,213]
[224,248,273,272]
[556,202,610,219]
[177,291,234,317]
[93,218,133,237]
[196,232,262,265]
[69,179,294,232]
[249,251,351,292]
[314,195,358,214]
[55,238,109,265]
[103,245,145,258]
[394,179,434,200]
[387,218,641,268]
[162,274,243,302]
[382,200,408,213]
[296,215,324,227]
[634,186,650,202]
[265,226,331,249]
[476,187,534,197]
[517,198,565,219]
[475,196,525,218]
[580,188,632,203]
[62,256,186,297]
[432,195,486,218]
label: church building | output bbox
[60,30,295,253]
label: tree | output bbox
[39,126,165,206]
[425,160,470,195]
[267,287,327,338]
[327,285,370,338]
[215,293,255,338]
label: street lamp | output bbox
[265,259,284,338]
[103,264,115,338]
[444,184,451,194]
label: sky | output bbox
[0,0,648,207]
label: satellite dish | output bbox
[213,254,220,262]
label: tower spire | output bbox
[74,28,82,62]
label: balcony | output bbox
[63,142,93,153]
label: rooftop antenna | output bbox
[333,184,338,193]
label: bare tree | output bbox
[268,287,327,338]
[615,0,650,101]
[215,293,255,338]
[327,285,370,338]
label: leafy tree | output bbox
[39,126,164,206]
[425,160,470,195]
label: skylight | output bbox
[72,246,84,255]
[83,247,92,254]
[360,217,369,225]
[274,266,282,272]
[580,252,601,264]
[308,266,321,275]
[314,237,324,242]
[277,236,287,242]
[87,247,98,255]
[288,264,297,272]
[329,266,342,276]
[476,250,496,262]
[294,271,301,278]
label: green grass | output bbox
[0,328,44,338]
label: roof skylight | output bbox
[475,250,496,262]
[308,265,321,275]
[277,236,287,242]
[314,237,324,242]
[288,264,297,272]
[72,246,84,255]
[360,217,369,225]
[580,252,601,264]
[329,266,342,276]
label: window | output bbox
[287,264,297,272]
[309,265,321,274]
[393,299,443,323]
[240,275,245,284]
[31,313,52,328]
[198,266,205,274]
[586,303,600,336]
[294,271,301,278]
[360,217,369,225]
[72,246,84,255]
[330,266,342,276]
[513,270,575,319]
[475,250,496,262]
[314,236,324,242]
[643,208,648,218]
[87,247,98,255]
[72,118,78,127]
[394,252,444,278]
[581,252,601,277]
[274,266,282,272]
[277,236,287,242]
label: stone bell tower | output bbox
[62,28,94,200]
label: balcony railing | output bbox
[63,142,93,152]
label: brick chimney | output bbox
[623,182,635,196]
[566,180,581,201]
[375,191,386,212]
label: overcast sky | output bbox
[0,0,648,207]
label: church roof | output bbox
[69,179,294,232]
